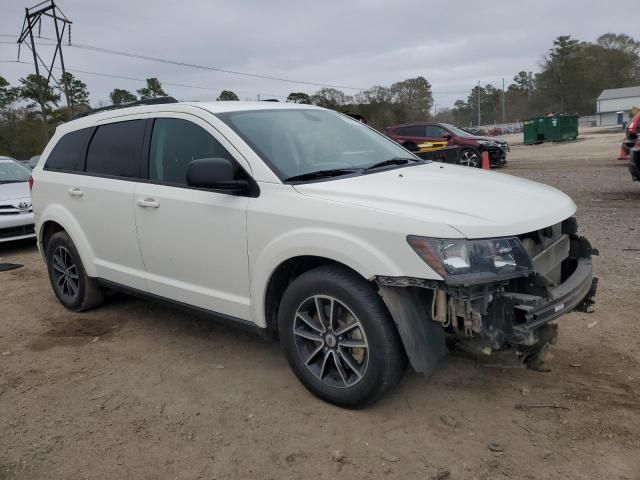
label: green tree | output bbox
[216,90,239,101]
[311,88,351,108]
[389,76,433,122]
[19,74,60,114]
[355,86,393,104]
[58,72,90,108]
[596,33,640,55]
[537,35,585,113]
[109,88,137,105]
[137,78,167,99]
[286,92,312,104]
[18,74,60,140]
[0,75,20,111]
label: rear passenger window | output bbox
[397,126,425,137]
[44,128,92,172]
[85,120,145,178]
[149,118,235,186]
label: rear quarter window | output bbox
[85,120,146,178]
[44,127,93,172]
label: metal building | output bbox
[596,86,640,126]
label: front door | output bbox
[133,114,252,320]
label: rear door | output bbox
[61,116,147,289]
[395,125,426,147]
[133,114,252,320]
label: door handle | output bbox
[67,187,83,197]
[136,198,160,208]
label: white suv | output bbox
[31,99,597,408]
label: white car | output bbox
[0,156,36,243]
[30,100,597,407]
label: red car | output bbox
[384,122,509,168]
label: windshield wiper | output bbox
[364,157,423,171]
[283,168,362,183]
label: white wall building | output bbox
[596,86,640,126]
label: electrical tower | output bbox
[17,0,73,140]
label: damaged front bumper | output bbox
[377,224,598,375]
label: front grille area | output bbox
[0,224,35,240]
[519,221,567,286]
[0,204,33,215]
[531,234,570,285]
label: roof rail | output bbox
[73,96,179,119]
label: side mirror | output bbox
[442,133,453,141]
[186,157,250,194]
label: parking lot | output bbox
[1,129,638,480]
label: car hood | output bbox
[0,181,31,202]
[293,163,576,239]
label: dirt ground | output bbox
[1,129,639,480]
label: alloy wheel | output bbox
[292,295,369,389]
[460,151,480,167]
[51,246,80,300]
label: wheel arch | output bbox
[262,255,369,338]
[38,206,97,277]
[250,228,406,331]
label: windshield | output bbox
[0,160,30,183]
[444,124,475,137]
[217,109,417,180]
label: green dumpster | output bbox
[523,117,545,145]
[523,115,578,145]
[542,115,578,142]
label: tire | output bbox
[45,231,104,312]
[459,148,481,167]
[278,265,407,408]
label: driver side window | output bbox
[149,118,236,185]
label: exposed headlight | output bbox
[407,236,533,285]
[478,140,497,147]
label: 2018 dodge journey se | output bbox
[31,99,598,408]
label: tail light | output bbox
[28,175,34,191]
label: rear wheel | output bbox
[278,265,407,408]
[460,148,481,167]
[46,231,104,311]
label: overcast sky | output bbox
[0,0,637,110]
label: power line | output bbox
[65,42,367,91]
[0,59,288,99]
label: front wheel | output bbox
[278,265,407,408]
[459,148,481,167]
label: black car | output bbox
[630,146,640,182]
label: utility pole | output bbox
[18,1,73,140]
[502,77,506,124]
[477,80,481,126]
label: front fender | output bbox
[37,204,97,277]
[250,227,406,328]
